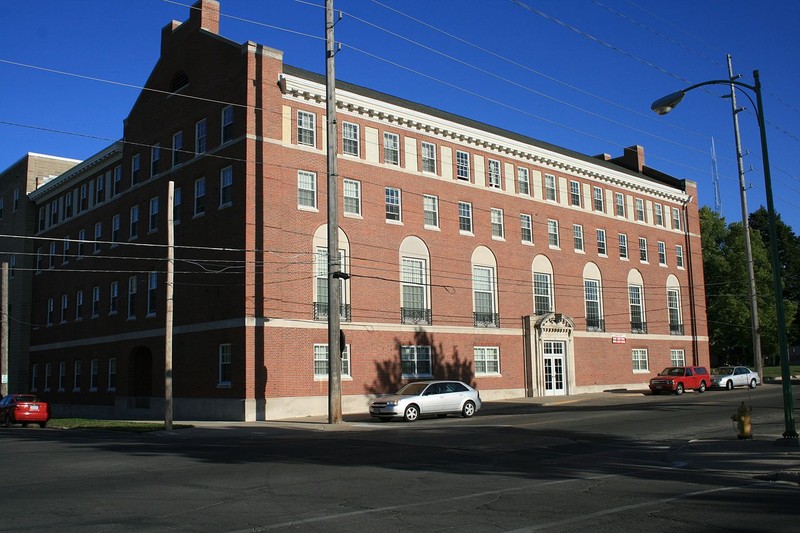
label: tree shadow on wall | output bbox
[365,329,474,395]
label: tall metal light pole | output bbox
[325,0,343,424]
[652,70,798,441]
[725,55,762,377]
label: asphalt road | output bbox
[2,385,798,532]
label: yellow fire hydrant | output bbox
[732,401,753,440]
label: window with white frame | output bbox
[517,167,530,195]
[297,110,316,146]
[639,237,648,262]
[423,195,439,228]
[491,208,504,238]
[593,187,604,212]
[92,286,100,317]
[343,179,361,216]
[658,241,666,265]
[421,141,436,173]
[49,199,59,226]
[597,229,607,255]
[90,359,98,391]
[174,187,182,224]
[383,132,400,165]
[220,166,233,207]
[221,105,234,143]
[297,170,316,209]
[60,294,69,323]
[618,233,628,259]
[147,272,157,316]
[79,184,88,212]
[194,177,206,216]
[676,245,685,268]
[36,247,43,272]
[632,348,649,371]
[127,275,137,319]
[473,266,497,323]
[64,193,73,218]
[655,204,664,226]
[44,362,51,391]
[172,131,183,167]
[219,344,232,385]
[544,174,557,201]
[109,281,119,315]
[151,144,160,177]
[521,214,533,244]
[585,278,603,331]
[92,223,102,254]
[314,343,351,378]
[573,224,584,252]
[570,180,581,207]
[62,237,70,264]
[534,272,553,314]
[629,284,645,333]
[671,349,686,366]
[401,345,432,378]
[108,358,117,391]
[46,298,54,326]
[112,165,122,197]
[488,159,502,188]
[635,198,646,222]
[195,118,207,154]
[668,288,682,332]
[112,214,120,245]
[96,175,105,204]
[459,202,473,233]
[75,289,84,320]
[672,207,681,230]
[129,206,138,241]
[385,187,401,221]
[31,364,38,391]
[314,247,348,319]
[615,192,625,217]
[474,347,500,375]
[456,150,470,180]
[149,197,159,232]
[547,219,559,247]
[131,154,141,185]
[13,188,19,212]
[401,257,428,321]
[73,360,81,391]
[342,122,359,156]
[58,361,66,392]
[9,255,15,278]
[49,241,56,268]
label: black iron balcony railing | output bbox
[631,321,648,334]
[670,322,684,335]
[474,311,500,328]
[313,302,351,322]
[586,318,605,332]
[401,307,432,325]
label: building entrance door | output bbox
[543,341,566,396]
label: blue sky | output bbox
[1,0,799,232]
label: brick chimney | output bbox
[622,145,645,173]
[161,0,220,55]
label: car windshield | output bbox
[397,383,429,396]
[15,395,38,403]
[660,367,684,376]
[713,367,735,376]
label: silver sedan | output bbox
[369,380,481,422]
[711,366,760,390]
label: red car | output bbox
[0,394,50,428]
[649,366,710,395]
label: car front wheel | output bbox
[461,400,476,418]
[698,381,706,393]
[675,383,684,395]
[726,380,734,390]
[750,379,757,389]
[403,404,419,422]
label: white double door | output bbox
[543,341,566,396]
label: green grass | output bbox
[761,365,800,379]
[48,419,192,432]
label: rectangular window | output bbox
[423,195,439,228]
[597,229,607,255]
[174,187,182,224]
[593,187,604,212]
[31,364,38,391]
[632,348,649,371]
[570,180,581,207]
[534,272,553,314]
[47,298,54,326]
[658,241,667,265]
[131,154,141,185]
[221,105,234,143]
[44,363,51,392]
[459,202,473,233]
[619,233,628,259]
[521,214,533,244]
[194,177,206,215]
[36,247,43,272]
[90,359,98,391]
[629,285,645,333]
[149,197,159,232]
[77,229,86,258]
[151,144,160,176]
[92,286,100,317]
[668,288,682,333]
[544,174,557,201]
[93,222,102,254]
[401,345,432,378]
[75,290,84,320]
[220,166,233,207]
[384,132,400,165]
[615,193,625,217]
[655,204,664,226]
[147,272,157,316]
[130,206,139,240]
[109,281,119,315]
[585,279,602,331]
[195,118,207,154]
[635,198,646,222]
[473,266,496,321]
[402,257,427,322]
[313,344,352,378]
[474,347,500,375]
[49,199,59,226]
[58,362,66,392]
[79,184,88,212]
[73,361,81,391]
[128,275,137,319]
[421,142,436,173]
[491,208,504,238]
[343,179,361,216]
[60,294,69,323]
[64,193,73,218]
[107,358,117,391]
[313,247,348,320]
[676,245,685,268]
[95,175,105,204]
[547,219,559,247]
[456,150,470,180]
[113,165,122,197]
[573,224,584,252]
[112,214,120,245]
[342,122,359,156]
[297,110,316,147]
[219,344,232,385]
[385,187,401,221]
[9,255,15,278]
[517,167,530,195]
[172,131,183,167]
[49,242,56,269]
[297,171,316,209]
[639,237,648,262]
[672,207,681,230]
[671,349,686,366]
[488,159,502,189]
[62,237,70,264]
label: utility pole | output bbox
[1,262,8,398]
[325,0,343,424]
[727,54,762,377]
[165,181,175,430]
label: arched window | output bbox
[627,269,646,334]
[532,255,555,315]
[666,274,683,335]
[472,246,499,327]
[399,236,432,325]
[312,225,351,321]
[583,262,604,332]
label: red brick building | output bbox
[19,0,708,420]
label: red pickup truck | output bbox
[649,366,710,395]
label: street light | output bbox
[652,70,798,441]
